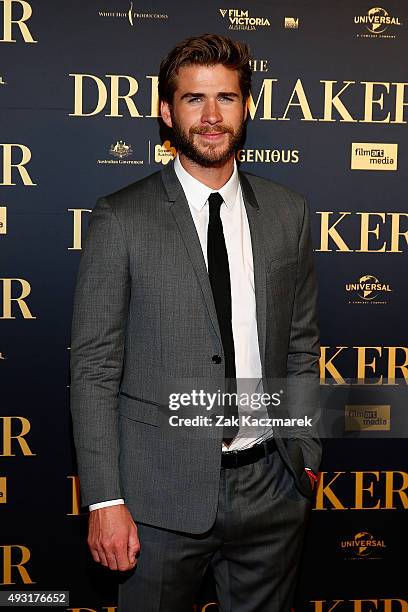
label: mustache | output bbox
[190,125,234,136]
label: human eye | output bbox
[187,96,202,104]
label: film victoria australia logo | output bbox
[354,7,402,39]
[218,8,271,30]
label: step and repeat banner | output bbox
[1,0,408,610]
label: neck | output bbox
[178,154,235,190]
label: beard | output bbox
[170,111,245,168]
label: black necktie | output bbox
[207,192,239,445]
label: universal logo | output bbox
[354,7,402,39]
[340,531,386,559]
[345,405,391,432]
[345,274,392,304]
[237,148,299,164]
[154,140,176,165]
[98,1,168,25]
[97,140,143,166]
[218,8,271,31]
[284,17,299,29]
[351,143,398,171]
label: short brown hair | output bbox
[158,34,252,105]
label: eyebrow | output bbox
[180,92,240,100]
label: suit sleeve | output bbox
[70,197,130,507]
[286,197,322,474]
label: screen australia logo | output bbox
[354,7,402,38]
[154,140,176,165]
[219,8,270,30]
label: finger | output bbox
[97,548,109,568]
[116,548,134,571]
[90,547,101,563]
[127,530,140,565]
[104,550,119,571]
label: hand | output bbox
[88,504,140,571]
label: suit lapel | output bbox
[161,162,222,343]
[239,172,267,373]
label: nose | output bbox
[201,98,223,126]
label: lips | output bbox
[198,132,226,141]
[197,132,225,139]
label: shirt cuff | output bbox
[89,499,125,511]
[304,467,319,483]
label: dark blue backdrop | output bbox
[1,1,407,609]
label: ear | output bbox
[160,100,173,128]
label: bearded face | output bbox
[171,111,245,168]
[161,64,247,168]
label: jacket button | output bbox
[212,355,222,364]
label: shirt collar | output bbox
[174,154,239,212]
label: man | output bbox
[70,34,321,612]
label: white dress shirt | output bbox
[89,155,273,510]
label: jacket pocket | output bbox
[286,439,314,499]
[118,392,159,427]
[267,256,297,276]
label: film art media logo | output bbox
[340,531,386,560]
[218,8,270,30]
[345,405,390,432]
[98,1,168,24]
[345,274,392,305]
[354,7,402,39]
[351,143,398,171]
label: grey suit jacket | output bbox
[70,160,321,533]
